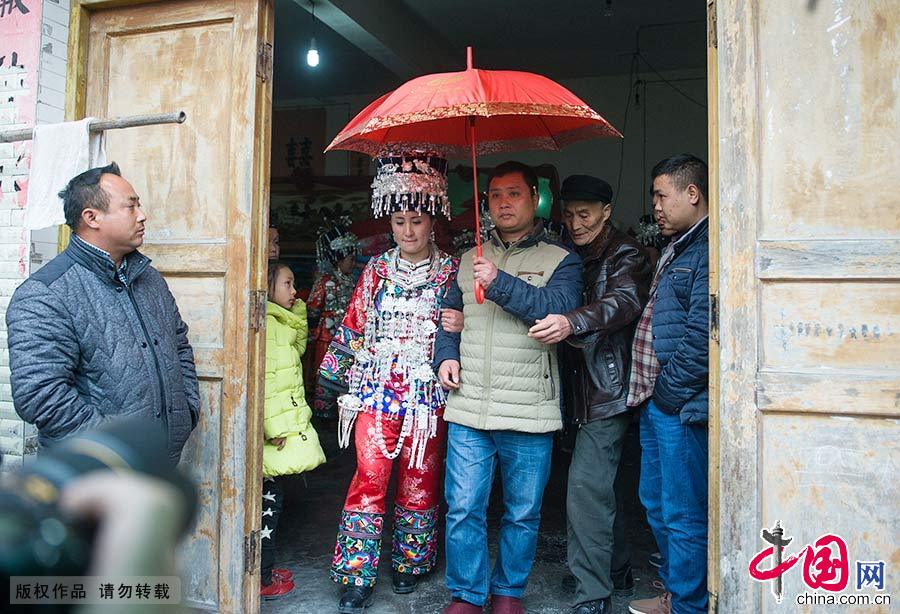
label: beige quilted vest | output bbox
[443,233,568,433]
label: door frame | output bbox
[62,1,273,611]
[709,1,763,612]
[705,1,721,611]
[60,1,729,611]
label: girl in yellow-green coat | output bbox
[260,261,326,599]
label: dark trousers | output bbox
[611,440,634,582]
[260,477,285,585]
[567,412,631,604]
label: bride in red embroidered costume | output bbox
[318,153,459,610]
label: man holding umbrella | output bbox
[323,49,621,612]
[435,161,582,614]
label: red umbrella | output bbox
[326,48,620,302]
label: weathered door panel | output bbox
[717,2,899,612]
[706,2,721,610]
[70,0,272,610]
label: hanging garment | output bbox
[25,118,107,230]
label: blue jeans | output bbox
[639,400,709,614]
[444,423,553,606]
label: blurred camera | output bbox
[0,416,197,579]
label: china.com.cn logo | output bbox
[748,521,887,604]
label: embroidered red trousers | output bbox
[331,411,446,586]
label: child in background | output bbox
[261,262,326,598]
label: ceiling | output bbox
[273,0,707,102]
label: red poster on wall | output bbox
[269,107,327,180]
[1,0,42,274]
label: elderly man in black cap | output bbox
[528,175,651,614]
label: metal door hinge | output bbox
[244,529,260,574]
[707,1,718,49]
[710,292,719,343]
[249,289,267,331]
[257,41,273,82]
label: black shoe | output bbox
[392,571,419,594]
[648,551,663,569]
[562,574,576,593]
[572,598,611,614]
[338,585,375,613]
[612,566,635,594]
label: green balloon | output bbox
[447,172,553,219]
[536,177,552,219]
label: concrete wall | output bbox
[276,66,708,230]
[480,69,708,230]
[33,0,69,263]
[0,0,68,469]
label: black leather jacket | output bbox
[559,223,652,424]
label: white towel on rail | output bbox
[24,118,107,230]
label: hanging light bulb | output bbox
[307,38,319,67]
[306,1,320,67]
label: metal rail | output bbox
[0,111,187,144]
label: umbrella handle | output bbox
[470,116,485,304]
[474,282,485,303]
[474,245,485,304]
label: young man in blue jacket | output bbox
[625,155,710,614]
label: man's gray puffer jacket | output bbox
[6,237,201,464]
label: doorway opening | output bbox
[260,2,711,612]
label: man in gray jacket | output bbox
[6,163,200,465]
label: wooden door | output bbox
[716,1,898,612]
[67,0,273,610]
[705,1,721,611]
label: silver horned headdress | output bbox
[315,216,359,270]
[370,152,451,219]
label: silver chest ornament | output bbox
[337,260,445,469]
